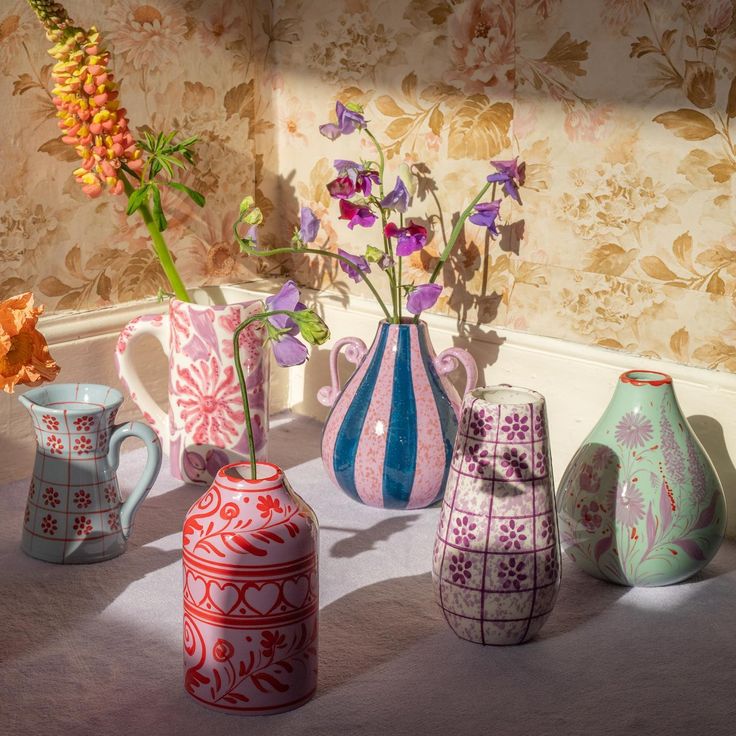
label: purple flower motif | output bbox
[487,157,526,204]
[607,481,645,527]
[533,412,545,439]
[615,412,654,448]
[337,248,371,282]
[379,177,410,213]
[500,448,529,479]
[578,463,599,493]
[499,519,527,551]
[265,280,309,367]
[464,443,490,473]
[540,516,554,544]
[452,515,478,548]
[497,557,528,590]
[660,404,686,485]
[543,551,558,581]
[338,199,377,229]
[319,101,366,140]
[469,408,494,437]
[534,450,546,476]
[468,200,501,236]
[449,552,472,584]
[205,448,230,478]
[384,220,428,256]
[501,412,529,441]
[299,206,320,243]
[406,283,442,315]
[581,502,603,533]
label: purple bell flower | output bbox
[468,200,502,237]
[264,280,310,367]
[487,157,526,204]
[319,101,366,140]
[406,283,442,315]
[338,248,371,282]
[380,177,410,213]
[299,206,320,243]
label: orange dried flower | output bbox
[0,293,60,393]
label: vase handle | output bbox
[317,336,368,407]
[115,314,170,444]
[434,347,478,397]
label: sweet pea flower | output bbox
[333,160,380,196]
[339,199,377,229]
[298,206,320,243]
[338,248,371,282]
[406,283,442,315]
[487,158,526,204]
[380,177,410,213]
[326,176,355,199]
[469,200,502,237]
[319,101,366,140]
[264,280,309,367]
[384,221,428,256]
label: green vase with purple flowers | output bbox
[557,370,726,587]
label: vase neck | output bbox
[610,370,676,409]
[215,462,285,492]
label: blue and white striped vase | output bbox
[318,320,478,509]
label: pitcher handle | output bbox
[317,336,368,407]
[108,421,162,539]
[115,314,170,444]
[434,347,478,397]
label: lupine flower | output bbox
[487,158,526,204]
[319,101,366,140]
[298,206,320,243]
[406,283,442,315]
[332,160,380,196]
[28,0,143,198]
[380,177,410,213]
[469,200,502,236]
[337,248,371,282]
[339,199,377,229]
[384,221,428,256]
[0,292,60,393]
[264,280,309,367]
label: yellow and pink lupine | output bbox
[28,0,142,198]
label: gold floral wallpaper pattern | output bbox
[1,0,735,372]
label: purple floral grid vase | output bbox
[432,385,561,646]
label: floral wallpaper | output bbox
[1,0,735,372]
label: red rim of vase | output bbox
[217,461,283,489]
[620,370,673,387]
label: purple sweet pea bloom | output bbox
[338,248,371,282]
[468,200,502,237]
[379,177,410,213]
[264,280,310,366]
[487,158,526,204]
[339,199,377,229]
[384,221,428,256]
[319,101,366,140]
[332,160,380,196]
[406,283,442,315]
[299,206,320,243]
[327,176,356,199]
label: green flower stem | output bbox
[397,212,404,321]
[232,309,295,480]
[122,175,191,302]
[365,128,385,199]
[429,181,492,284]
[234,236,393,321]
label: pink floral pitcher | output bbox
[116,292,268,484]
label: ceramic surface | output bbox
[557,370,726,586]
[319,320,477,509]
[182,462,318,714]
[20,383,162,564]
[116,292,268,484]
[432,386,561,645]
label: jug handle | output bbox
[317,337,368,407]
[108,421,163,539]
[433,347,478,397]
[115,314,170,444]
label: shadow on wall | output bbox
[689,414,736,536]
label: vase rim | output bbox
[216,460,283,488]
[620,370,672,387]
[378,318,426,327]
[19,382,123,414]
[468,384,545,407]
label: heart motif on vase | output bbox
[208,580,241,615]
[243,581,281,615]
[186,572,207,606]
[283,575,310,609]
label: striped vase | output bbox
[318,320,477,509]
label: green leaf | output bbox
[150,185,167,232]
[168,182,206,207]
[126,184,150,216]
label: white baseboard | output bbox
[4,281,734,536]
